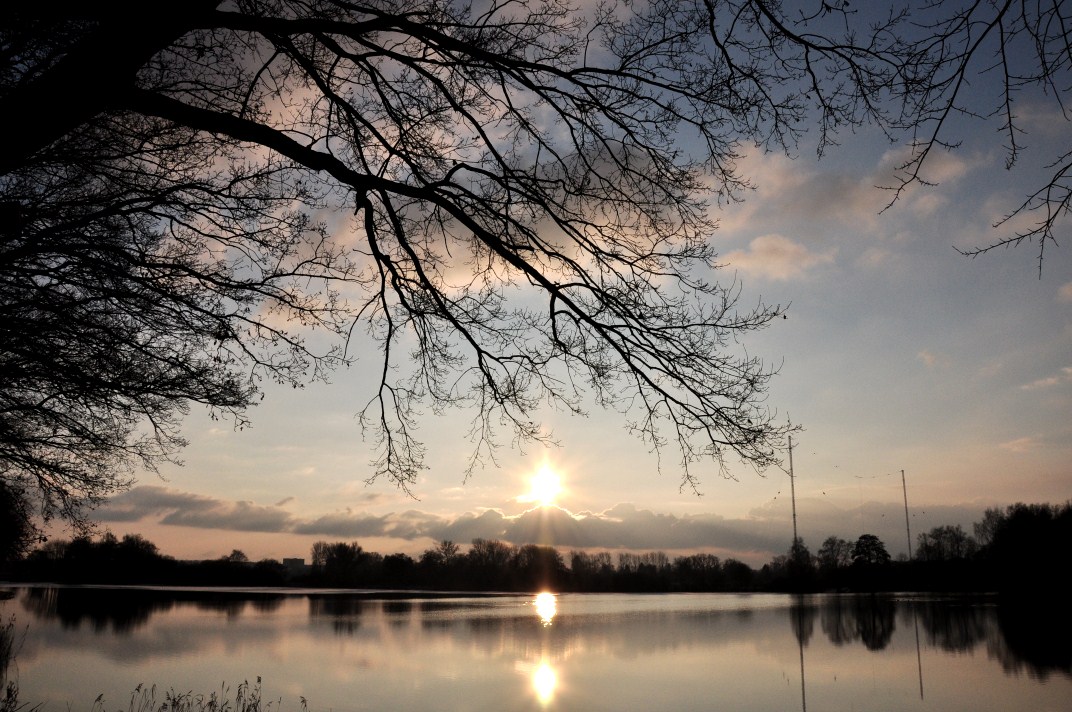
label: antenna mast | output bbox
[902,469,912,559]
[789,435,798,545]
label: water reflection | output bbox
[993,602,1072,680]
[534,592,556,626]
[790,596,812,712]
[528,593,561,705]
[309,595,363,634]
[4,588,1070,711]
[533,661,557,705]
[818,594,896,650]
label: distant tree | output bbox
[223,549,250,564]
[119,533,159,559]
[788,538,813,570]
[672,553,722,591]
[761,538,814,591]
[413,540,460,583]
[381,552,416,586]
[456,538,511,589]
[433,540,460,565]
[569,550,616,591]
[417,547,444,570]
[984,502,1072,594]
[787,538,815,585]
[569,551,594,576]
[616,552,641,575]
[973,507,1006,547]
[468,539,514,571]
[852,535,891,567]
[511,544,566,591]
[310,541,367,586]
[722,558,756,591]
[250,558,287,585]
[310,541,331,571]
[916,525,977,562]
[589,552,615,576]
[816,536,853,572]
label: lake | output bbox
[1,586,1069,711]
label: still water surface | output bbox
[2,586,1069,711]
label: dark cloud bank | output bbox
[97,486,988,560]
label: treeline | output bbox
[10,534,292,587]
[303,539,755,592]
[4,502,1068,594]
[772,501,1072,594]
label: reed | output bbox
[90,679,306,712]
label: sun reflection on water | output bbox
[533,660,557,706]
[534,592,557,626]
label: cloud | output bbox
[96,486,991,563]
[97,486,295,532]
[714,151,887,238]
[1059,282,1072,303]
[1021,367,1072,390]
[999,436,1041,453]
[916,350,949,369]
[291,512,393,538]
[723,234,834,281]
[96,487,785,552]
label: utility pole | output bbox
[902,469,912,560]
[789,435,798,545]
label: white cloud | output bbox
[723,234,834,281]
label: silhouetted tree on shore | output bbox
[0,481,40,563]
[978,502,1072,596]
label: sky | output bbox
[84,16,1072,568]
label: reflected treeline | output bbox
[15,587,284,634]
[789,595,1071,679]
[308,595,365,634]
[993,604,1072,680]
[810,595,897,651]
[9,585,1069,682]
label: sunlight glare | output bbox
[525,464,562,507]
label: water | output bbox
[2,586,1069,711]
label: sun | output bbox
[523,463,562,507]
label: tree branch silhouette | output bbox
[2,0,1067,526]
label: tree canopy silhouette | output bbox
[2,0,1068,527]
